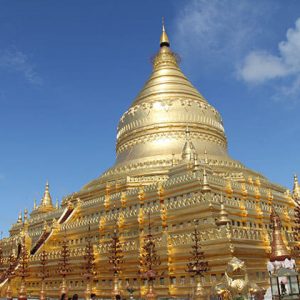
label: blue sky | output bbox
[0,0,300,235]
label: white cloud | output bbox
[0,48,42,85]
[239,18,300,83]
[238,52,289,83]
[174,0,267,63]
[174,1,300,100]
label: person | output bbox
[116,295,121,300]
[280,281,287,295]
[72,294,79,300]
[91,293,96,300]
[60,294,67,300]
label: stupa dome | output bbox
[116,29,227,166]
[83,23,263,190]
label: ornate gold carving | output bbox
[225,179,233,195]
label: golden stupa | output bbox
[0,24,298,298]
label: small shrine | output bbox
[264,207,299,300]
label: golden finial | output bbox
[248,176,253,184]
[33,198,37,210]
[40,180,53,207]
[17,211,22,224]
[202,167,211,192]
[160,17,170,47]
[204,149,209,165]
[255,177,261,186]
[55,198,59,209]
[226,179,233,195]
[193,154,199,170]
[241,180,247,197]
[293,174,300,199]
[267,189,273,203]
[216,194,231,226]
[24,208,28,222]
[254,186,260,199]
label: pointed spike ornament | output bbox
[24,209,28,221]
[17,211,23,224]
[216,194,231,226]
[204,149,209,165]
[40,181,53,207]
[267,189,273,204]
[152,19,179,70]
[293,174,300,200]
[33,199,37,210]
[160,17,170,47]
[202,167,211,193]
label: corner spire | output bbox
[33,198,37,210]
[40,181,53,208]
[293,174,300,200]
[24,208,28,223]
[202,167,211,192]
[216,194,231,226]
[204,149,209,165]
[160,17,170,47]
[17,211,22,224]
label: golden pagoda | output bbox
[0,23,298,298]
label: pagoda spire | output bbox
[24,208,28,223]
[202,167,211,192]
[293,174,300,200]
[204,149,209,165]
[17,211,22,224]
[270,206,290,261]
[40,181,53,207]
[216,194,231,226]
[160,17,170,47]
[33,199,37,210]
